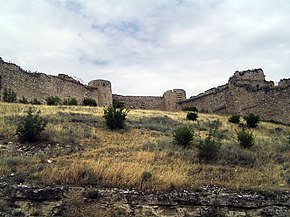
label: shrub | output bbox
[228,114,240,124]
[237,129,255,148]
[141,171,152,181]
[31,98,41,105]
[46,96,61,105]
[2,87,17,103]
[186,112,198,121]
[197,136,221,162]
[16,107,47,142]
[173,125,194,147]
[113,99,125,108]
[83,97,97,106]
[182,106,198,112]
[103,104,129,130]
[84,188,99,199]
[63,97,78,106]
[244,113,260,128]
[18,96,28,104]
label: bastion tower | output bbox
[88,79,112,106]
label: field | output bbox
[0,102,289,192]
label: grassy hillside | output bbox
[0,102,289,192]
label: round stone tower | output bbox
[88,79,112,106]
[163,89,186,111]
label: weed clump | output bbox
[18,96,28,104]
[84,188,99,199]
[237,129,255,148]
[228,114,240,124]
[104,104,129,130]
[173,125,194,147]
[83,97,97,106]
[244,113,260,128]
[2,87,17,103]
[186,112,198,121]
[141,171,152,181]
[46,96,61,105]
[63,97,78,106]
[16,107,47,142]
[197,136,221,162]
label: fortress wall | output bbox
[180,70,290,125]
[231,86,290,124]
[0,61,112,106]
[113,94,165,110]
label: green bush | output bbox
[31,98,41,105]
[113,99,125,108]
[141,171,152,181]
[16,107,48,142]
[83,97,97,106]
[2,87,17,103]
[18,96,28,104]
[84,188,99,199]
[103,104,129,130]
[173,125,194,147]
[237,129,255,148]
[46,96,61,105]
[197,136,221,162]
[186,112,198,121]
[63,97,78,106]
[244,113,260,128]
[228,114,240,124]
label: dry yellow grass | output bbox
[0,102,289,192]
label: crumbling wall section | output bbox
[0,60,112,106]
[113,94,165,110]
[180,69,290,125]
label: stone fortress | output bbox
[0,57,289,124]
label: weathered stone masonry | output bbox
[0,58,112,106]
[179,69,290,125]
[0,57,289,124]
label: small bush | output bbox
[83,97,97,106]
[186,112,198,121]
[63,97,78,106]
[18,96,28,104]
[182,106,198,112]
[84,188,99,199]
[244,113,260,128]
[228,114,240,124]
[2,87,17,103]
[237,129,255,148]
[31,98,41,105]
[173,125,194,147]
[16,107,48,142]
[113,99,125,108]
[46,96,61,105]
[103,104,129,130]
[197,136,221,162]
[141,171,152,181]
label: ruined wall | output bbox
[180,69,290,125]
[113,89,186,111]
[0,58,112,106]
[113,94,165,110]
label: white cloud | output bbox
[0,0,289,97]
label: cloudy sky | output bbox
[0,0,289,97]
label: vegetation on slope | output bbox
[0,102,289,192]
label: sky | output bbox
[0,0,289,97]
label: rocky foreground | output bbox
[0,177,289,217]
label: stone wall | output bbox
[180,69,290,125]
[0,59,112,106]
[113,89,186,111]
